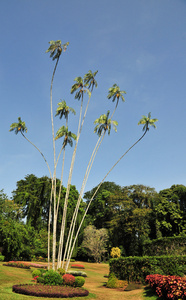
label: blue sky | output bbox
[0,0,186,199]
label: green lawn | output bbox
[0,261,159,300]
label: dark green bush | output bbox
[74,276,85,287]
[110,255,186,284]
[36,276,44,283]
[43,270,63,285]
[32,269,41,278]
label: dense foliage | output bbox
[109,256,186,283]
[0,181,186,261]
[146,274,186,300]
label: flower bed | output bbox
[145,274,186,300]
[3,261,47,269]
[12,284,89,298]
[3,262,31,269]
[71,264,85,269]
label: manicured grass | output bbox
[0,261,159,300]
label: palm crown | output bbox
[46,40,69,61]
[94,111,118,137]
[55,126,76,147]
[107,84,126,103]
[84,70,98,92]
[55,101,76,121]
[9,117,27,135]
[138,112,158,132]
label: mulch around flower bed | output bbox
[12,284,89,298]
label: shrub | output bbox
[106,273,117,288]
[32,269,41,278]
[0,255,4,261]
[146,274,186,300]
[62,274,75,286]
[74,276,85,287]
[57,268,65,276]
[43,270,63,285]
[36,276,45,283]
[107,273,127,289]
[110,247,121,258]
[67,270,87,277]
[109,255,186,283]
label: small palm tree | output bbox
[107,84,126,118]
[84,70,98,92]
[94,110,118,136]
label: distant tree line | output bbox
[0,175,185,261]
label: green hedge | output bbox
[109,255,186,284]
[143,236,186,256]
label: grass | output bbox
[0,261,159,300]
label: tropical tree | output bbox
[10,39,158,271]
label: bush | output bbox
[32,269,41,278]
[36,276,45,284]
[110,247,121,258]
[106,273,127,289]
[74,276,85,287]
[109,255,186,284]
[146,274,186,300]
[62,274,75,286]
[67,270,87,277]
[57,268,65,276]
[43,270,63,285]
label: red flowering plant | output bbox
[62,274,76,286]
[71,264,85,269]
[146,274,186,300]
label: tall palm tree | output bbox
[64,111,118,270]
[107,84,126,118]
[66,113,158,267]
[9,117,51,178]
[58,71,96,268]
[52,125,76,270]
[46,40,69,269]
[94,110,118,136]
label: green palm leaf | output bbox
[94,111,118,136]
[9,117,27,135]
[138,112,158,131]
[46,40,69,61]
